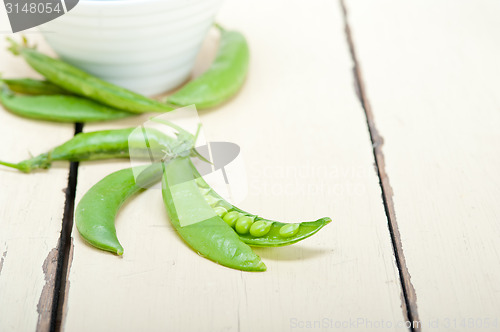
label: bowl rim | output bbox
[77,0,212,8]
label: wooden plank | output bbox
[63,1,408,331]
[346,0,500,330]
[0,34,75,331]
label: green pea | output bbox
[223,211,240,227]
[204,195,220,207]
[249,220,273,237]
[279,223,300,238]
[213,206,228,217]
[235,216,254,234]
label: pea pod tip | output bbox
[243,260,266,272]
[256,261,267,272]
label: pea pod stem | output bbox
[0,153,50,172]
[0,128,175,173]
[0,159,25,170]
[213,23,225,32]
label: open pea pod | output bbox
[161,157,265,272]
[188,160,331,247]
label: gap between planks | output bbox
[48,123,82,332]
[339,0,421,331]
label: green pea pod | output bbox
[0,127,175,173]
[189,159,331,247]
[167,27,249,109]
[7,38,174,114]
[76,164,163,255]
[162,157,266,272]
[1,78,70,95]
[0,85,134,123]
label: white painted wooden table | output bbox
[0,1,499,331]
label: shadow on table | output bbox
[252,245,332,262]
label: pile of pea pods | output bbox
[0,27,331,272]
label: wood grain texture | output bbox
[63,1,408,331]
[346,0,500,330]
[0,34,74,331]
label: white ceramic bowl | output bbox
[38,0,223,96]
